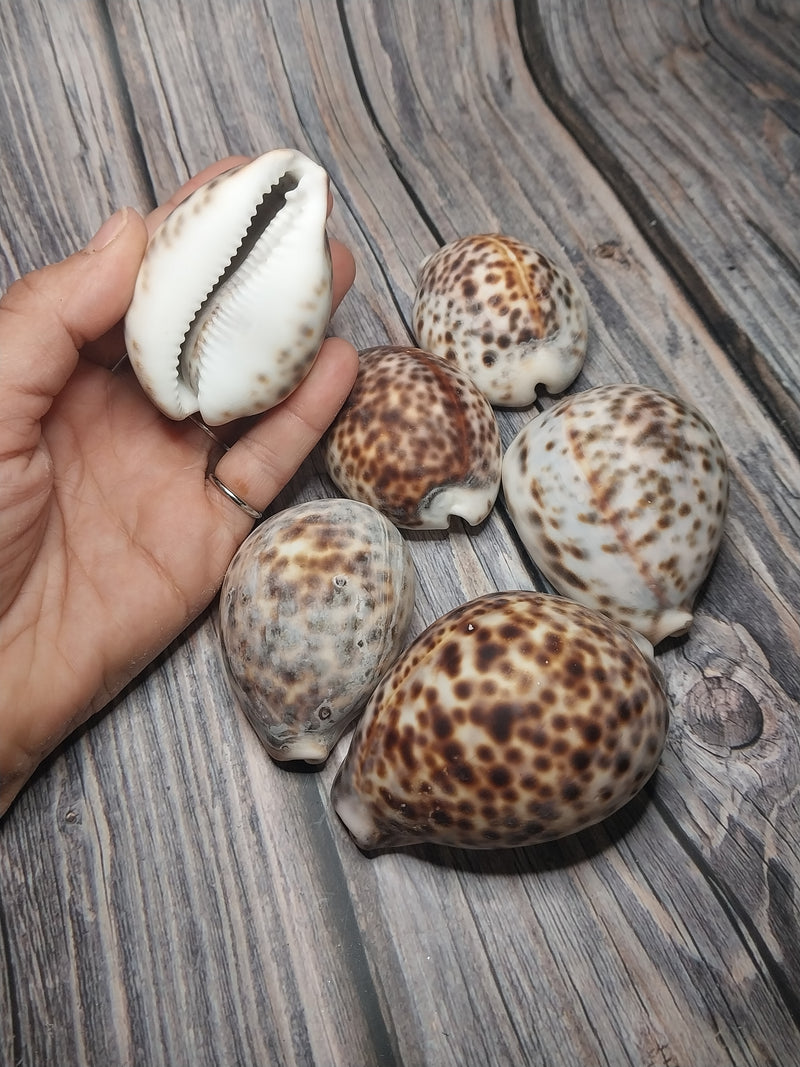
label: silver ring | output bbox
[190,414,230,450]
[207,473,262,521]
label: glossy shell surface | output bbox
[323,345,502,530]
[412,234,588,407]
[125,149,332,425]
[219,498,416,763]
[502,384,729,644]
[332,591,669,851]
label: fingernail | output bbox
[84,206,129,252]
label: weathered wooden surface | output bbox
[1,1,798,1064]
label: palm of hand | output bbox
[6,358,234,739]
[0,160,357,812]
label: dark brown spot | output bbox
[487,703,515,744]
[561,781,581,801]
[614,752,631,776]
[544,631,563,655]
[476,642,505,672]
[567,659,585,679]
[439,641,462,678]
[455,762,476,785]
[432,712,453,740]
[582,722,602,744]
[489,765,512,789]
[571,749,591,772]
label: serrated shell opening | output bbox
[179,170,301,396]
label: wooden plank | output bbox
[520,0,800,448]
[0,0,798,1065]
[0,0,151,284]
[309,4,800,1063]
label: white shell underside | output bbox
[417,483,498,529]
[124,149,332,425]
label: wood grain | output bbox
[519,0,800,449]
[1,1,798,1065]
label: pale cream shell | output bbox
[502,384,729,644]
[124,149,332,425]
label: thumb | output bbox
[0,207,149,427]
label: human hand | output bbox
[0,157,358,814]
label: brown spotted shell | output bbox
[219,498,415,763]
[331,590,669,851]
[502,384,729,645]
[322,345,502,530]
[412,234,588,407]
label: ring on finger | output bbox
[207,472,262,522]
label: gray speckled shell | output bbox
[502,384,729,644]
[412,234,588,407]
[332,591,668,851]
[219,498,416,763]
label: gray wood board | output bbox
[1,2,798,1065]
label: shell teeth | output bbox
[123,148,331,424]
[179,169,302,397]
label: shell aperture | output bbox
[124,149,332,425]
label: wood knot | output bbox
[683,676,763,751]
[592,240,630,267]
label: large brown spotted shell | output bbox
[331,591,669,851]
[412,234,588,407]
[219,498,415,763]
[502,384,729,645]
[322,345,502,530]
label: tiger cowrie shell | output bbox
[125,149,332,426]
[413,234,588,407]
[323,345,502,530]
[502,383,729,644]
[219,498,416,764]
[332,590,669,851]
